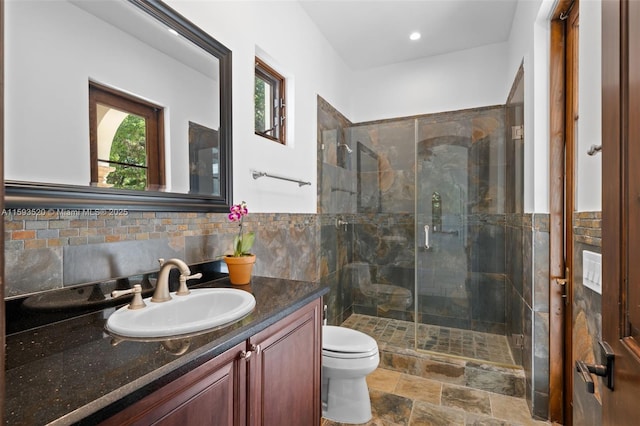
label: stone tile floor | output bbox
[322,315,551,426]
[322,367,551,425]
[342,314,515,366]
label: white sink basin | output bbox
[106,288,256,338]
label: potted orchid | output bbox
[223,201,256,285]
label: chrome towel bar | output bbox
[251,170,311,187]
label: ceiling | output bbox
[298,0,519,70]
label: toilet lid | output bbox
[323,326,378,353]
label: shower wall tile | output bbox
[322,163,357,214]
[522,301,534,407]
[505,213,549,418]
[468,215,506,275]
[532,226,550,313]
[317,95,353,215]
[469,272,506,333]
[522,221,533,307]
[507,282,525,366]
[532,312,550,399]
[350,119,416,214]
[320,223,338,276]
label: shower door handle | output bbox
[424,225,431,250]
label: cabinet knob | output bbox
[250,344,261,355]
[240,350,252,360]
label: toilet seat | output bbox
[323,326,378,359]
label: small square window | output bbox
[255,57,286,144]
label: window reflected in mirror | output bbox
[89,82,165,190]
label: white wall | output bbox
[350,42,510,123]
[505,0,553,214]
[577,0,602,212]
[505,0,602,214]
[167,0,353,213]
[153,0,604,214]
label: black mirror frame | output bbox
[4,0,233,212]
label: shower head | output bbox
[339,143,353,154]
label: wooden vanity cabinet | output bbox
[101,298,322,426]
[101,340,247,426]
[247,298,322,426]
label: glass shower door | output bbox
[415,126,470,356]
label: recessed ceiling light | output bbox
[168,28,179,36]
[409,31,421,41]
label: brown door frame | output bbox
[550,0,578,424]
[0,0,5,422]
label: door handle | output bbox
[575,341,615,393]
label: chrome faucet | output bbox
[152,258,202,303]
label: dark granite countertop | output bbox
[5,276,328,425]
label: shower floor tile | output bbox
[341,314,515,366]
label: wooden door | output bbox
[100,341,247,426]
[601,0,640,424]
[247,299,322,426]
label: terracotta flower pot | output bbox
[224,254,256,285]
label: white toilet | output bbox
[322,325,379,424]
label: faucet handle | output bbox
[175,273,203,296]
[111,284,146,310]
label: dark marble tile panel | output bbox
[532,312,549,394]
[184,233,226,264]
[63,239,184,286]
[5,247,63,297]
[417,294,470,321]
[532,228,550,313]
[320,223,338,276]
[469,273,506,325]
[419,313,471,331]
[468,164,506,215]
[533,390,550,421]
[506,284,524,366]
[469,320,506,335]
[522,220,533,306]
[522,303,533,406]
[252,221,318,282]
[469,222,505,275]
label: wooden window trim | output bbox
[255,57,286,145]
[88,82,165,188]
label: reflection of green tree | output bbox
[255,77,266,132]
[107,115,147,190]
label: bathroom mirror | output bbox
[4,0,232,212]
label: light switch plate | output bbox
[583,250,602,295]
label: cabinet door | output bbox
[101,341,246,426]
[247,299,322,426]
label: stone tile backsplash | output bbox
[5,211,318,298]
